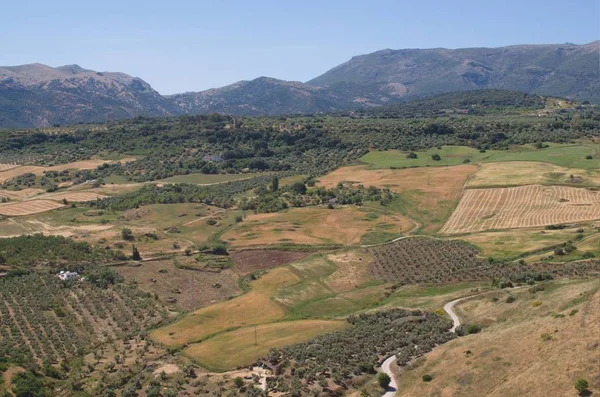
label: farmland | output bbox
[318,164,475,232]
[0,93,599,396]
[223,206,414,246]
[441,185,600,234]
[359,143,599,170]
[466,161,600,188]
[0,272,167,367]
[0,200,65,216]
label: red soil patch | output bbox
[230,250,314,275]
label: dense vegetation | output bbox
[1,91,598,185]
[368,237,600,285]
[351,90,548,118]
[0,234,126,268]
[261,309,455,395]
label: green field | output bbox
[361,143,599,170]
[158,173,253,184]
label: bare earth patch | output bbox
[32,191,107,202]
[230,249,314,275]
[442,185,600,234]
[116,258,241,312]
[325,251,374,293]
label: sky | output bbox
[1,0,598,94]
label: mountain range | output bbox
[1,41,598,127]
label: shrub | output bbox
[233,377,244,388]
[377,372,391,389]
[422,374,433,382]
[206,218,217,225]
[532,300,542,307]
[234,215,243,223]
[574,378,589,393]
[585,155,593,160]
[506,295,516,303]
[121,228,134,241]
[467,324,481,334]
[406,152,418,159]
[431,153,441,161]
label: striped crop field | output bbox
[441,185,600,234]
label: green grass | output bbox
[103,175,130,184]
[157,173,253,185]
[361,144,599,170]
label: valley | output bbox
[0,91,598,396]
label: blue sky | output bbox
[1,0,598,94]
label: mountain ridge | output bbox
[1,41,598,127]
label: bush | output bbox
[377,372,391,389]
[506,295,516,303]
[206,218,217,225]
[210,243,228,255]
[585,155,593,160]
[574,378,589,393]
[431,153,441,161]
[233,377,244,388]
[422,374,433,382]
[234,215,243,223]
[406,152,418,159]
[121,228,134,241]
[467,324,481,334]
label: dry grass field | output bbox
[115,259,241,312]
[150,267,301,347]
[441,185,600,234]
[0,188,44,200]
[395,279,600,397]
[230,249,314,276]
[223,207,413,246]
[0,165,44,183]
[34,191,107,202]
[318,164,476,233]
[0,199,65,216]
[467,161,600,188]
[183,320,348,371]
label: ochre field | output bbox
[223,206,413,246]
[0,200,65,216]
[441,185,600,234]
[183,320,348,371]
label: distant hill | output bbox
[0,63,174,128]
[0,41,598,127]
[308,42,600,106]
[169,77,349,116]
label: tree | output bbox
[233,377,244,388]
[132,245,141,261]
[290,182,307,195]
[574,378,589,394]
[377,372,391,389]
[406,152,418,159]
[431,153,441,161]
[271,176,279,192]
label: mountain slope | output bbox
[0,63,174,128]
[0,41,598,127]
[169,77,349,116]
[308,41,600,105]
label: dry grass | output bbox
[395,279,600,397]
[33,192,107,202]
[318,164,476,233]
[442,185,600,234]
[0,166,44,183]
[467,161,600,187]
[0,163,20,172]
[183,320,348,371]
[0,200,65,216]
[150,267,300,347]
[223,207,413,247]
[0,188,44,200]
[325,250,374,293]
[115,259,242,312]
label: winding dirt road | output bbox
[380,294,475,396]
